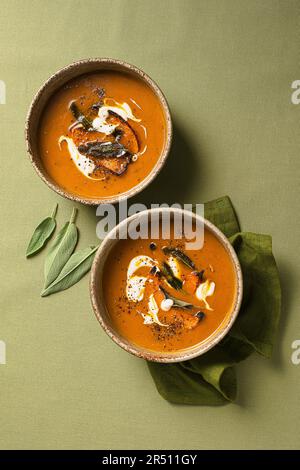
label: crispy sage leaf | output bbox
[41,245,99,297]
[26,204,58,258]
[195,311,206,320]
[69,101,93,130]
[162,246,195,270]
[160,286,196,310]
[95,87,105,99]
[161,262,183,290]
[78,141,128,158]
[44,208,78,288]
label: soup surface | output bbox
[103,228,237,352]
[39,71,166,199]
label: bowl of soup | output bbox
[90,208,243,362]
[25,58,172,204]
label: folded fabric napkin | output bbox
[147,196,281,405]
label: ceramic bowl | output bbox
[25,58,172,205]
[90,207,243,363]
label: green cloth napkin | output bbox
[147,196,281,405]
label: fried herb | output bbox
[112,128,123,141]
[26,204,58,258]
[161,262,183,290]
[108,111,139,153]
[150,265,161,277]
[159,287,195,310]
[91,102,103,111]
[194,270,205,281]
[195,311,206,320]
[162,246,196,269]
[69,100,93,131]
[95,87,105,98]
[90,88,105,110]
[78,141,128,158]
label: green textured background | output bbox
[0,0,299,450]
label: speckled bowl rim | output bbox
[90,207,243,363]
[25,58,172,205]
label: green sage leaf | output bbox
[44,208,78,288]
[26,204,58,258]
[41,245,99,297]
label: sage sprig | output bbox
[26,203,58,258]
[44,207,78,289]
[41,245,99,297]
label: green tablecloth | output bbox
[0,0,299,450]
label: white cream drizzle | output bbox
[147,294,168,326]
[195,279,215,310]
[92,99,141,135]
[127,255,155,279]
[140,312,154,325]
[126,276,147,303]
[58,136,105,180]
[160,298,174,312]
[126,256,155,303]
[140,124,147,139]
[130,98,142,110]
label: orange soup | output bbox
[103,228,237,352]
[39,71,166,199]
